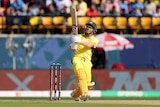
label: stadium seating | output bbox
[140,17,152,34]
[102,17,116,31]
[116,17,127,35]
[128,17,141,35]
[41,16,53,35]
[7,16,21,34]
[66,16,73,33]
[29,16,40,34]
[0,15,159,35]
[67,17,72,27]
[0,16,6,34]
[19,16,30,34]
[52,16,66,34]
[152,17,160,35]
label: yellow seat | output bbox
[0,16,6,34]
[67,17,72,27]
[102,17,116,31]
[90,17,103,32]
[128,17,141,35]
[140,17,152,30]
[152,17,160,35]
[0,16,5,28]
[41,16,53,35]
[29,16,40,33]
[66,16,74,33]
[116,17,127,35]
[78,16,91,29]
[42,17,53,26]
[53,16,66,34]
[29,16,40,26]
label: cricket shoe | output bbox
[82,94,90,101]
[70,91,81,101]
[88,82,95,90]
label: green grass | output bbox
[0,97,160,107]
[0,102,159,107]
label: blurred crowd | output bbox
[0,0,160,17]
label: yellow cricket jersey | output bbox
[74,34,98,60]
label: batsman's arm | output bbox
[72,36,95,48]
[80,37,98,48]
[79,41,94,48]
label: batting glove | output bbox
[72,36,81,43]
[70,42,78,50]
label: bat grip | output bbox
[72,24,78,30]
[72,24,78,35]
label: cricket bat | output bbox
[70,7,78,35]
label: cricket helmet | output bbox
[86,21,97,33]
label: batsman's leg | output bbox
[71,89,81,101]
[76,69,88,95]
[71,57,89,101]
[71,68,88,100]
[83,60,95,90]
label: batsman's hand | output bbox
[71,25,78,35]
[72,36,81,43]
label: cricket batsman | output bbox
[69,21,98,101]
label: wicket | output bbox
[50,63,61,101]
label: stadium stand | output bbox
[115,17,127,35]
[41,16,53,35]
[0,0,159,35]
[140,17,152,34]
[0,15,160,35]
[29,16,40,33]
[152,17,160,34]
[66,16,73,33]
[128,17,141,35]
[52,16,66,34]
[102,16,116,32]
[0,16,6,34]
